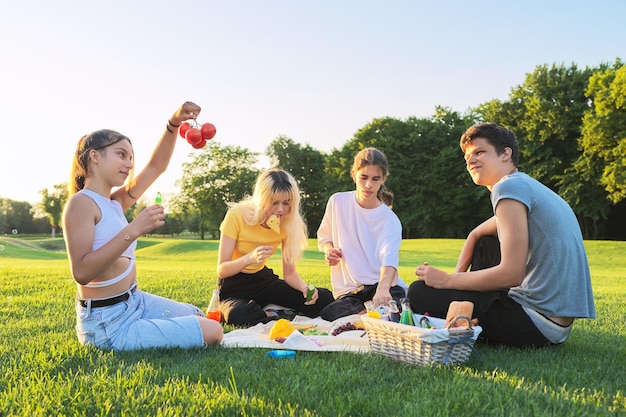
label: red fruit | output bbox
[179,122,191,138]
[191,138,207,149]
[185,128,203,146]
[200,123,217,140]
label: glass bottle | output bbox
[399,298,415,326]
[364,301,381,319]
[388,300,401,323]
[206,289,222,322]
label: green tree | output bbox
[176,142,260,239]
[39,183,68,237]
[497,63,593,191]
[327,110,490,238]
[478,61,626,238]
[265,135,328,235]
[580,61,626,204]
[158,213,184,236]
[0,198,43,234]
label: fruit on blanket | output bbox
[269,319,295,340]
[330,321,365,336]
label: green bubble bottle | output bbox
[399,298,415,326]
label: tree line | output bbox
[3,60,625,240]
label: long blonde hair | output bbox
[229,169,308,264]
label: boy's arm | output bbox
[453,199,528,290]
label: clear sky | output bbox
[1,0,624,205]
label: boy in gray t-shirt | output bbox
[408,123,596,347]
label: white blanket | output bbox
[221,313,482,354]
[221,314,370,352]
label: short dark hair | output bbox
[460,123,519,165]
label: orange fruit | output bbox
[269,319,295,339]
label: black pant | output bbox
[319,284,406,322]
[218,267,334,326]
[407,236,552,348]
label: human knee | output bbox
[199,317,223,345]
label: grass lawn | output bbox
[0,236,624,416]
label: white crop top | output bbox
[79,189,136,288]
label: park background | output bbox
[1,3,625,415]
[1,1,625,242]
[2,59,625,241]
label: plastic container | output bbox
[266,350,296,358]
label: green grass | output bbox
[0,236,624,416]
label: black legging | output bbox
[218,266,334,326]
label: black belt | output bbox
[78,287,136,308]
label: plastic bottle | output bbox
[388,300,401,323]
[206,289,222,322]
[399,298,415,326]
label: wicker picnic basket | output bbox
[362,314,481,365]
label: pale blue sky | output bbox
[1,1,624,204]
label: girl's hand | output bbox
[302,286,318,305]
[170,101,202,126]
[249,245,273,264]
[131,204,166,235]
[324,247,343,266]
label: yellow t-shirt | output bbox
[220,205,287,274]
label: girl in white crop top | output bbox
[62,101,222,351]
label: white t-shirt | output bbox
[317,191,405,298]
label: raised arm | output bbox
[114,101,201,210]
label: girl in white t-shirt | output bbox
[317,147,407,321]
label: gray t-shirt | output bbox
[491,172,596,319]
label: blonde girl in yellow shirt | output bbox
[217,168,334,325]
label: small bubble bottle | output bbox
[206,289,222,322]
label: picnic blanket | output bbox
[221,314,370,352]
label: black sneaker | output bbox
[265,309,297,321]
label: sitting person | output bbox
[409,123,596,347]
[217,168,334,326]
[317,147,407,321]
[63,101,223,351]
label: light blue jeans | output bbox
[76,286,205,351]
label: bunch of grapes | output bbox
[331,323,360,336]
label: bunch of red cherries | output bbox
[179,120,217,149]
